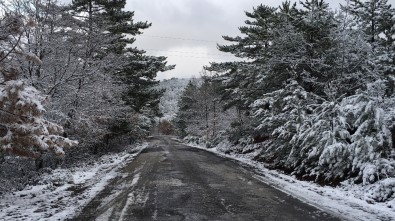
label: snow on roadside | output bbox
[0,143,148,221]
[182,140,395,221]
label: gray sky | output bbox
[125,0,347,80]
[61,0,394,80]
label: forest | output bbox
[0,0,172,192]
[174,0,395,197]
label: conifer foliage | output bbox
[179,0,395,186]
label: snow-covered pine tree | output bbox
[173,80,200,138]
[251,80,321,163]
[285,92,394,185]
[205,5,281,144]
[71,0,175,133]
[72,0,174,117]
[291,0,339,96]
[344,0,395,96]
[208,4,278,98]
[173,76,237,146]
[202,0,395,185]
[252,2,392,184]
[9,0,174,148]
[345,0,395,46]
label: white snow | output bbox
[131,172,141,186]
[157,78,190,120]
[96,207,114,221]
[0,143,148,221]
[183,140,395,221]
[119,187,149,221]
[119,193,134,221]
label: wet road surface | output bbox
[70,136,341,221]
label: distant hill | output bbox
[157,78,191,120]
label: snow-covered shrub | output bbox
[252,81,320,138]
[249,80,394,185]
[365,178,395,202]
[251,80,321,165]
[226,118,254,146]
[0,80,79,157]
[286,100,350,181]
[204,131,226,148]
[213,139,234,153]
[183,135,205,146]
[288,93,394,184]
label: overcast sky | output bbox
[61,0,395,80]
[125,0,347,80]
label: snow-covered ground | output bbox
[2,138,394,221]
[183,140,395,221]
[0,143,148,221]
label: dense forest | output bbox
[0,0,172,192]
[174,0,395,194]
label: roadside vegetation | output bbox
[0,0,172,194]
[174,0,395,204]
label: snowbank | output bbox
[0,143,148,221]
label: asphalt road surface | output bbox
[70,136,341,221]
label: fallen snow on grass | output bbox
[183,140,395,221]
[0,143,148,221]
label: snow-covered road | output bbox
[70,136,340,221]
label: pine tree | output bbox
[205,5,281,142]
[173,80,199,137]
[345,0,395,96]
[345,0,395,46]
[71,0,174,120]
[121,49,174,118]
[202,0,395,185]
[67,0,174,140]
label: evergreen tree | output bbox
[121,49,174,118]
[71,0,174,119]
[345,0,395,46]
[206,5,280,141]
[344,0,395,95]
[174,80,199,137]
[69,0,174,136]
[201,0,395,185]
[208,4,278,100]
